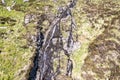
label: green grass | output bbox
[1,0,119,80]
[71,8,105,79]
[0,1,62,79]
[72,42,89,79]
[0,2,32,79]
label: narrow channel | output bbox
[28,31,44,80]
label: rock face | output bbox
[27,1,78,79]
[81,14,120,80]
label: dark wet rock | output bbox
[28,52,39,80]
[27,1,77,79]
[0,49,2,53]
[28,31,44,80]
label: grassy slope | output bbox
[1,0,120,80]
[72,14,104,79]
[0,2,32,79]
[0,0,70,80]
[72,0,120,80]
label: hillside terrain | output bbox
[0,0,120,80]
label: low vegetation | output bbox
[0,0,120,80]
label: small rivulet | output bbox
[81,1,120,80]
[34,0,77,80]
[66,58,73,77]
